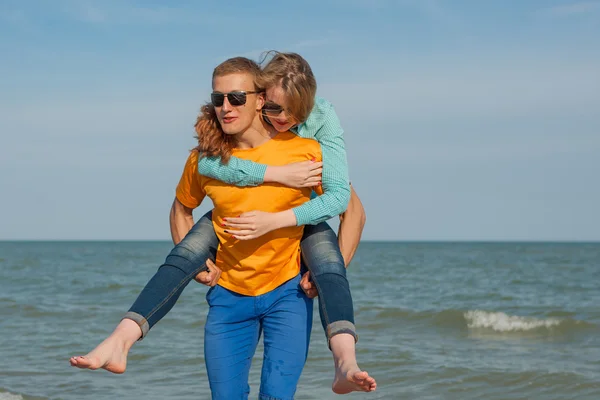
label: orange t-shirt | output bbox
[176,132,323,296]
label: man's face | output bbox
[212,73,264,135]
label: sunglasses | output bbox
[210,91,261,107]
[262,101,286,116]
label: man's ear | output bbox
[256,92,265,111]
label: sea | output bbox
[1,241,599,399]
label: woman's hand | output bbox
[264,160,322,188]
[223,211,280,240]
[223,210,297,240]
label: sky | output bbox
[0,0,599,241]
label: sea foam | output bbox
[0,393,24,400]
[464,310,561,332]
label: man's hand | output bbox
[265,160,322,188]
[194,259,221,286]
[300,271,318,299]
[223,210,290,240]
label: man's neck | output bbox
[234,116,278,149]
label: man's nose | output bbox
[222,96,233,111]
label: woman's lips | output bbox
[222,116,237,124]
[272,119,289,128]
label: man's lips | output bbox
[222,116,238,123]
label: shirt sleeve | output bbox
[197,154,267,186]
[291,98,351,226]
[176,151,207,209]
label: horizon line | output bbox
[1,239,599,244]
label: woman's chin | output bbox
[274,123,294,132]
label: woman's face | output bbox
[264,85,298,132]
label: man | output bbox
[70,57,375,398]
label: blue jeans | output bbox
[300,222,356,344]
[125,211,356,344]
[204,274,312,400]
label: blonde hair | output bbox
[259,51,317,123]
[194,57,263,163]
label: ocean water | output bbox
[1,241,599,400]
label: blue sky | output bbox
[1,0,599,241]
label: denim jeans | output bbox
[125,210,357,344]
[204,274,312,400]
[301,222,356,344]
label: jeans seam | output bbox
[303,259,331,330]
[143,264,207,323]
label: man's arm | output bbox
[337,186,366,267]
[169,197,195,245]
[174,151,221,286]
[170,197,222,286]
[172,151,205,244]
[300,186,365,297]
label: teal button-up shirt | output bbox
[197,97,351,226]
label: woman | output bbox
[70,53,376,394]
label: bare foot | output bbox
[70,319,141,374]
[332,361,377,394]
[70,336,128,374]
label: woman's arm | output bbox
[198,155,322,188]
[222,98,352,238]
[290,97,351,226]
[197,156,265,186]
[337,186,366,267]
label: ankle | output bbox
[111,320,142,348]
[334,357,358,370]
[330,333,358,369]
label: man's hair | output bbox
[212,56,262,85]
[194,57,264,163]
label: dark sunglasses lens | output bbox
[211,93,225,106]
[228,92,247,106]
[263,101,284,115]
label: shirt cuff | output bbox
[293,204,328,226]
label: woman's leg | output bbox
[70,211,218,373]
[124,210,218,337]
[301,222,356,342]
[259,274,313,400]
[301,222,376,393]
[204,286,260,400]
